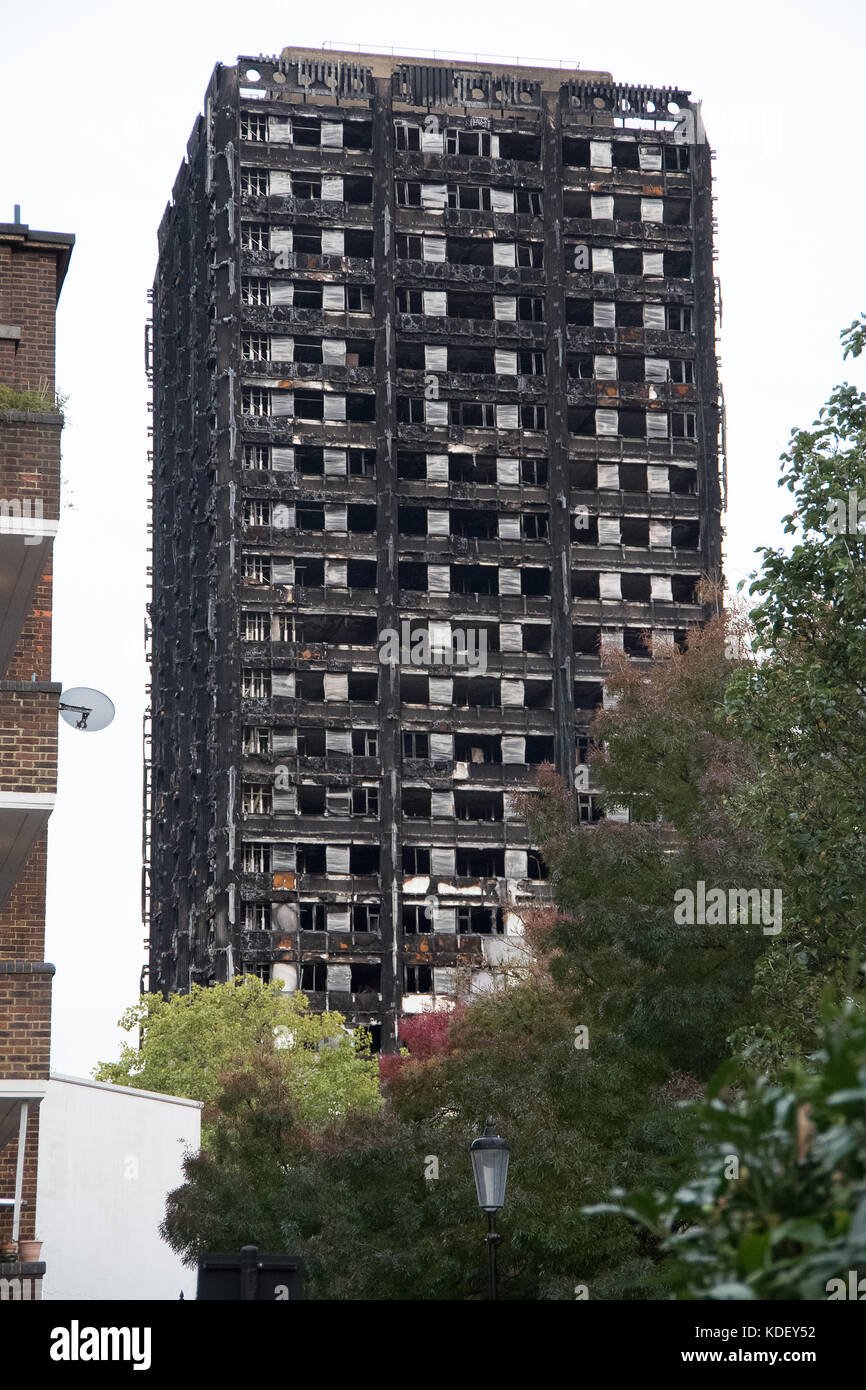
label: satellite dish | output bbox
[59,686,115,732]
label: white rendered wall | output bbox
[37,1074,201,1300]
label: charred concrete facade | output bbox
[147,49,722,1051]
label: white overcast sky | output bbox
[1,0,864,1076]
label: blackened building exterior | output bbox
[146,48,722,1051]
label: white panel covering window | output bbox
[601,630,624,655]
[421,128,445,153]
[651,575,673,601]
[650,520,672,547]
[435,908,456,934]
[329,907,350,931]
[430,846,455,875]
[271,336,294,361]
[273,503,294,530]
[324,560,347,587]
[423,290,447,316]
[272,731,298,754]
[646,411,669,439]
[322,339,347,364]
[324,449,347,475]
[321,229,344,256]
[596,409,619,437]
[591,195,614,219]
[653,628,675,650]
[427,565,450,594]
[599,572,622,599]
[321,121,343,147]
[497,404,519,429]
[324,394,346,422]
[597,463,619,489]
[594,355,617,380]
[592,247,614,274]
[494,296,517,321]
[271,228,292,256]
[272,560,294,584]
[647,465,669,492]
[427,510,450,536]
[272,447,294,471]
[598,517,621,545]
[430,732,453,760]
[433,967,455,995]
[590,140,613,169]
[425,345,448,372]
[641,198,664,223]
[499,568,521,595]
[644,303,666,329]
[321,176,343,201]
[273,786,297,813]
[322,284,345,312]
[491,187,515,213]
[324,673,349,701]
[501,679,524,706]
[423,236,446,262]
[421,182,448,210]
[426,400,448,425]
[325,505,347,531]
[271,671,295,697]
[593,302,616,328]
[501,735,525,763]
[270,171,293,196]
[497,457,519,484]
[645,357,669,382]
[499,623,522,652]
[426,454,449,481]
[431,791,454,818]
[326,729,352,754]
[271,282,294,306]
[495,350,517,374]
[498,515,520,540]
[493,241,515,267]
[269,116,291,143]
[505,849,527,878]
[327,962,351,989]
[428,620,452,655]
[638,145,662,171]
[272,391,292,418]
[643,252,664,277]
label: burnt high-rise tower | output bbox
[146,48,723,1051]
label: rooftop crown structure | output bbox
[146,48,723,1051]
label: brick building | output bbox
[0,216,73,1291]
[147,49,723,1052]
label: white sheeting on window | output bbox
[599,572,622,598]
[596,409,619,437]
[591,195,614,219]
[497,457,519,484]
[593,301,616,327]
[324,449,347,475]
[493,241,515,266]
[423,290,447,316]
[324,673,349,701]
[321,229,344,256]
[494,296,516,321]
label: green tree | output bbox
[94,978,382,1135]
[585,996,866,1300]
[725,315,866,1066]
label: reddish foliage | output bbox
[377,1008,462,1086]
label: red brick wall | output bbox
[0,231,68,1252]
[0,242,57,389]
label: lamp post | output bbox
[469,1117,510,1300]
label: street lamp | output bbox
[470,1117,510,1300]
